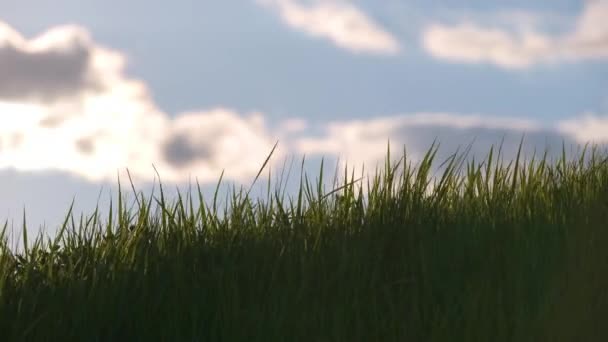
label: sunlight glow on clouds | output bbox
[0,21,284,185]
[422,0,608,68]
[257,0,401,55]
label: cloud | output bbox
[159,110,281,183]
[556,112,608,143]
[257,0,400,55]
[277,117,308,134]
[294,113,543,175]
[422,0,608,68]
[0,22,123,102]
[422,23,554,69]
[1,20,606,192]
[0,21,286,185]
[292,111,608,185]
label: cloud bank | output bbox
[294,112,608,185]
[0,20,606,189]
[422,0,608,68]
[257,0,401,55]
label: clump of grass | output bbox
[1,140,608,341]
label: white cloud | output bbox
[258,0,401,55]
[423,23,554,68]
[422,0,608,68]
[561,0,608,60]
[556,113,608,143]
[277,117,308,134]
[0,21,286,185]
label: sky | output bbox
[1,0,607,246]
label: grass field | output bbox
[1,140,608,341]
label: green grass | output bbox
[1,139,608,341]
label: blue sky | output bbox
[0,0,607,246]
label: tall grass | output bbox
[1,140,608,341]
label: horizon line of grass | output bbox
[4,137,607,246]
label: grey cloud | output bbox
[394,125,596,168]
[162,134,214,168]
[0,37,100,103]
[75,137,95,155]
[39,113,72,128]
[299,119,603,178]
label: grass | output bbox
[1,139,608,341]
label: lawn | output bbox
[1,140,607,341]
